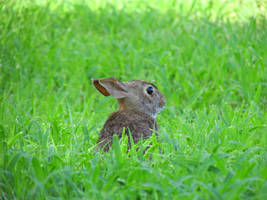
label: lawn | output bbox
[0,0,266,199]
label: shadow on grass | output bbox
[0,2,266,109]
[0,2,266,199]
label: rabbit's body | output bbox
[92,78,165,151]
[98,110,158,151]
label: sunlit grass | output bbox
[0,0,266,199]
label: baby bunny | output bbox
[92,77,166,152]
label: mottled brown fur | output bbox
[92,78,165,152]
[97,110,158,151]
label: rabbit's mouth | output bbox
[157,106,165,113]
[152,104,165,118]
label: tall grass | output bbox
[0,0,266,199]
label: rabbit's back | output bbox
[98,110,158,151]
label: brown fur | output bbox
[92,78,165,152]
[97,110,158,151]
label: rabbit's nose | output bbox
[159,94,166,108]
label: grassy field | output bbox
[0,0,266,199]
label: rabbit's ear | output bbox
[92,78,128,98]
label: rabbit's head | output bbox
[92,78,166,118]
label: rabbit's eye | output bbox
[146,86,154,95]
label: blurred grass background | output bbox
[0,0,266,199]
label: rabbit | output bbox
[92,77,166,152]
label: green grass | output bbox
[0,0,266,199]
